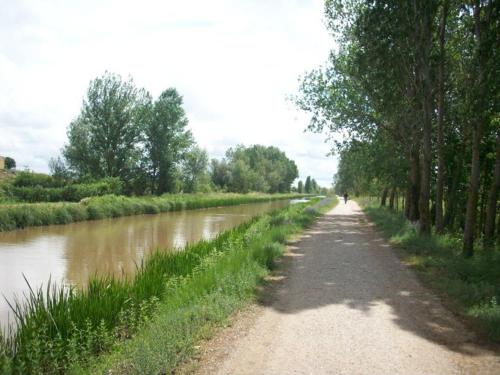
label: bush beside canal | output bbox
[0,197,337,374]
[0,193,305,232]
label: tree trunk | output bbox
[484,131,500,249]
[463,1,487,257]
[418,1,434,236]
[463,123,483,256]
[389,187,396,209]
[497,210,500,246]
[444,144,465,230]
[404,188,410,218]
[479,162,490,235]
[381,187,389,207]
[409,148,421,222]
[396,190,400,212]
[435,0,449,234]
[404,190,409,217]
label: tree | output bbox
[63,72,146,182]
[142,88,193,194]
[63,117,98,177]
[311,179,318,194]
[295,0,499,255]
[4,157,16,170]
[228,159,254,193]
[462,0,496,256]
[49,157,72,180]
[210,159,231,190]
[484,130,500,249]
[415,0,439,235]
[223,145,298,193]
[304,176,312,194]
[181,146,210,193]
[297,180,304,193]
[435,0,450,233]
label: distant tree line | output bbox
[54,72,298,195]
[296,176,321,194]
[295,0,499,255]
[210,145,298,193]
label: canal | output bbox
[0,199,289,330]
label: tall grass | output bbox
[0,197,336,374]
[0,193,305,232]
[357,198,500,343]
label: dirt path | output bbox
[192,201,500,375]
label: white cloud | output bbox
[0,0,337,187]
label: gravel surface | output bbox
[190,201,500,375]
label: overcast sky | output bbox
[0,0,337,187]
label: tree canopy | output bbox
[295,0,499,254]
[57,72,302,196]
[210,145,298,193]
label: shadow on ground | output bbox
[258,204,499,358]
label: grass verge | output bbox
[0,193,305,232]
[357,197,500,343]
[0,197,337,374]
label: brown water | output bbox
[0,200,288,329]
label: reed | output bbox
[0,193,305,232]
[0,197,337,374]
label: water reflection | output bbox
[0,200,288,328]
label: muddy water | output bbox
[0,200,288,329]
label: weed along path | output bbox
[194,200,500,375]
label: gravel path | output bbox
[194,201,500,375]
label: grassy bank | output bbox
[357,198,500,343]
[0,193,305,232]
[0,197,337,374]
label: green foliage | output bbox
[359,199,500,342]
[0,199,335,374]
[12,172,60,188]
[211,145,299,193]
[63,72,147,182]
[297,180,304,193]
[311,179,318,193]
[295,0,500,249]
[48,157,72,180]
[304,176,322,194]
[210,159,231,190]
[0,203,87,231]
[304,176,311,193]
[142,88,194,194]
[333,138,407,196]
[181,146,210,193]
[56,72,303,196]
[4,174,123,203]
[4,157,16,170]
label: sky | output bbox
[0,0,337,187]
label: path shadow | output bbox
[258,206,500,358]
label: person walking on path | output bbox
[343,192,348,204]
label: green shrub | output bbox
[12,172,59,188]
[6,176,123,203]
